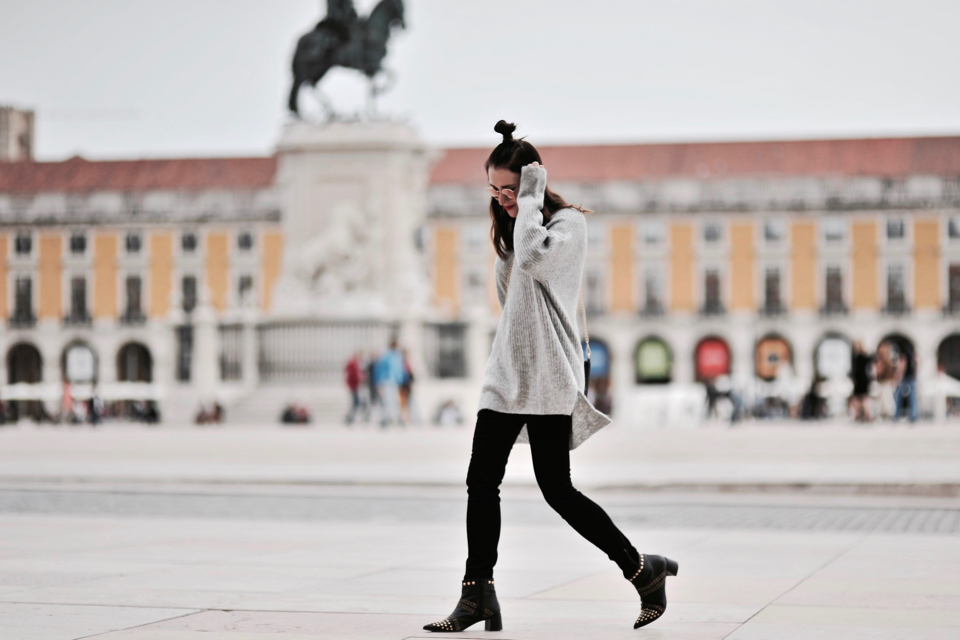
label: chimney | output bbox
[0,106,35,162]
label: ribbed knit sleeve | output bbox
[513,165,585,283]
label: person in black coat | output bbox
[850,341,873,422]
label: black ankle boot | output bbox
[628,554,678,629]
[423,579,502,632]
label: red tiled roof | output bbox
[4,136,959,193]
[0,156,277,193]
[430,136,960,184]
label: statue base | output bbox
[271,120,436,321]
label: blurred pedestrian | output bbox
[377,339,405,427]
[424,122,675,633]
[894,340,918,422]
[849,341,873,422]
[344,352,367,424]
[800,376,827,420]
[399,348,422,425]
[874,341,899,419]
[365,351,380,422]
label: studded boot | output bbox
[423,579,502,632]
[628,554,678,629]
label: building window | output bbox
[176,326,193,382]
[425,323,467,378]
[181,232,198,253]
[238,275,254,306]
[12,276,34,327]
[237,231,254,251]
[14,233,32,256]
[122,276,144,323]
[182,276,197,313]
[762,267,784,315]
[823,218,846,243]
[701,268,724,316]
[585,268,604,316]
[69,233,86,255]
[125,232,142,254]
[887,218,905,240]
[464,223,486,251]
[949,264,960,313]
[823,266,847,315]
[465,269,485,304]
[950,217,960,240]
[703,222,722,243]
[764,219,785,243]
[641,266,664,316]
[587,223,605,249]
[219,324,244,381]
[641,221,664,246]
[885,264,908,314]
[67,277,90,325]
[123,193,142,215]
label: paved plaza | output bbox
[1,421,960,639]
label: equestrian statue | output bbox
[288,0,406,118]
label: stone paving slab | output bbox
[2,504,960,639]
[0,602,196,640]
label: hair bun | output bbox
[494,120,516,143]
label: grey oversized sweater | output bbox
[478,164,611,449]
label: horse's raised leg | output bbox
[311,86,338,122]
[367,69,396,119]
[289,77,303,115]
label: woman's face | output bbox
[488,167,520,218]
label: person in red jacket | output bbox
[344,352,367,424]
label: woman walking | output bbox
[424,122,678,633]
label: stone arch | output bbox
[581,336,611,381]
[117,342,152,382]
[7,342,42,384]
[634,336,672,384]
[61,341,98,384]
[755,333,793,381]
[938,334,960,381]
[876,332,915,383]
[814,332,851,380]
[694,335,731,382]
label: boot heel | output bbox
[485,613,503,631]
[665,557,679,576]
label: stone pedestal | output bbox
[272,121,435,320]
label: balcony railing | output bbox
[881,301,911,317]
[819,301,849,317]
[699,302,726,317]
[640,302,665,318]
[759,303,787,317]
[8,312,36,329]
[64,311,92,327]
[120,309,147,325]
[943,302,960,317]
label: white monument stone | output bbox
[272,121,435,320]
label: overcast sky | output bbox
[1,0,958,160]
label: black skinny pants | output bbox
[464,409,639,581]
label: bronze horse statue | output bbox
[289,0,405,117]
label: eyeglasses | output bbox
[486,186,517,202]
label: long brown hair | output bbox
[485,120,590,260]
